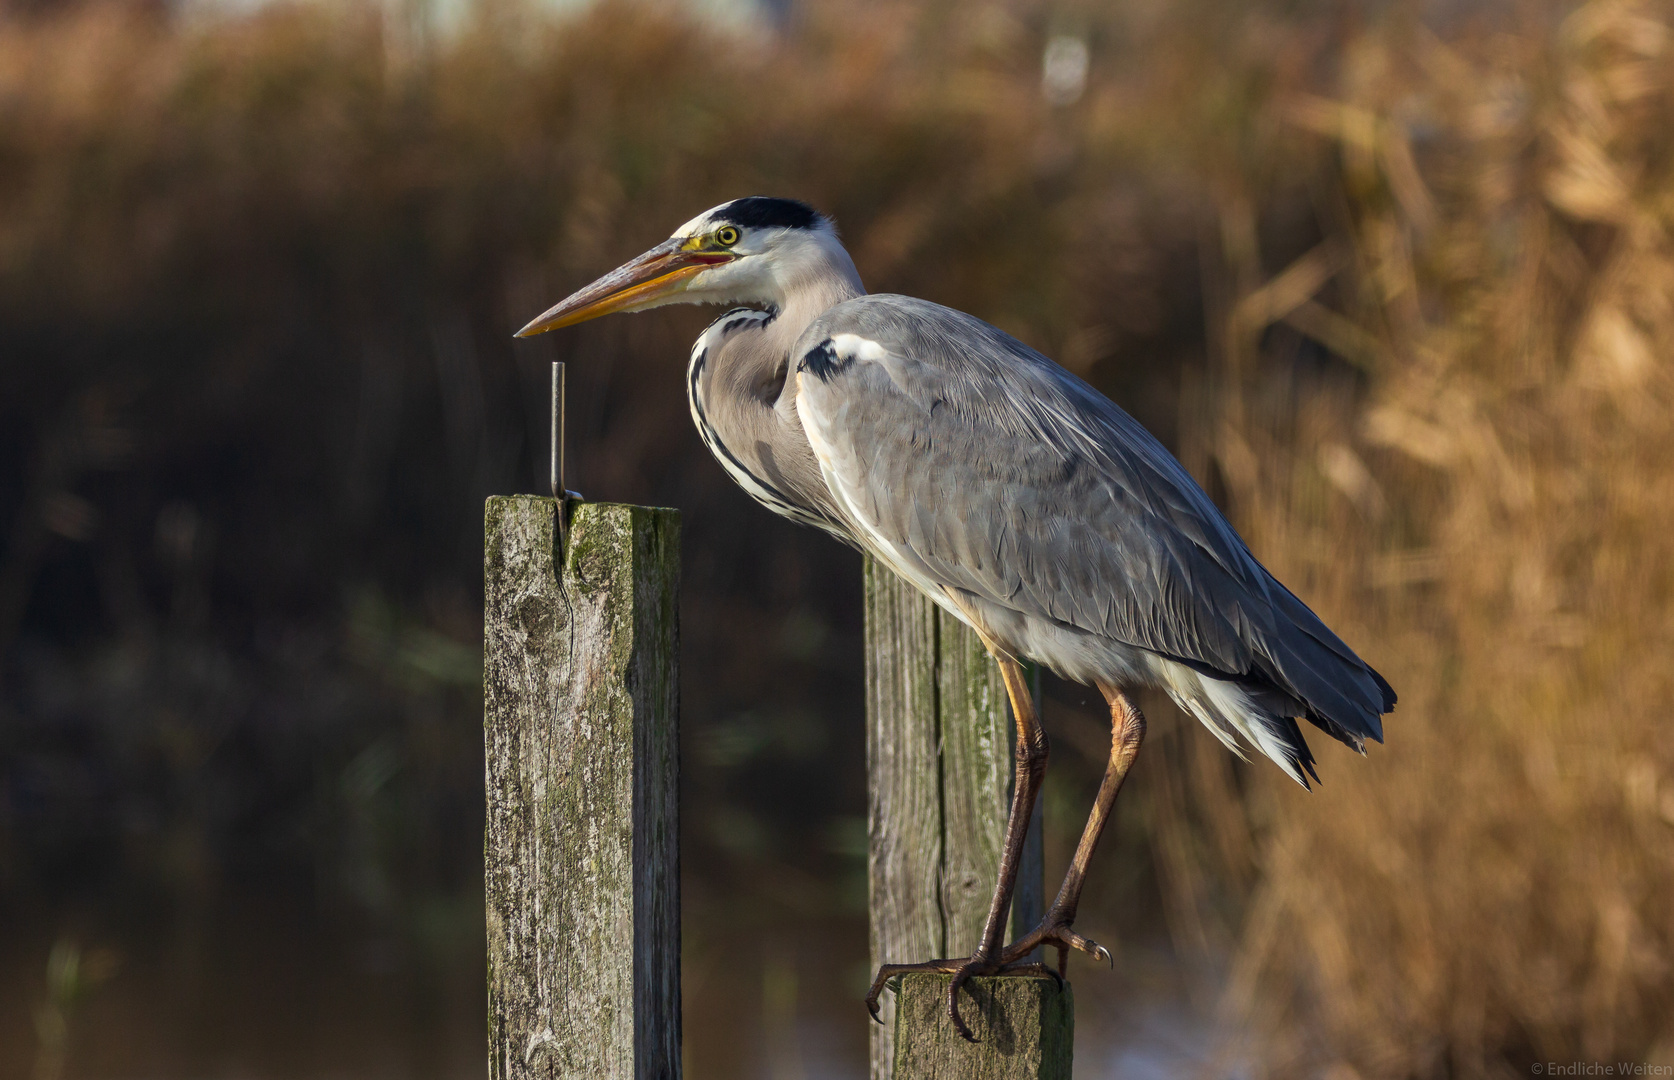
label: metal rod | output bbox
[552,361,572,553]
[559,360,572,498]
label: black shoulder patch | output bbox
[798,339,849,382]
[713,196,821,231]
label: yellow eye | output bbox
[715,225,740,247]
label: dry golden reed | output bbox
[1194,3,1674,1074]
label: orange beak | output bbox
[515,238,734,337]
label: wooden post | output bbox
[892,974,1072,1079]
[484,496,681,1080]
[865,558,1052,1079]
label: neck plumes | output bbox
[683,229,863,539]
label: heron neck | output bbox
[760,246,866,360]
[682,250,863,538]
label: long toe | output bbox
[997,960,1064,988]
[1053,926,1111,966]
[865,958,968,1024]
[999,915,1111,967]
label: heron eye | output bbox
[715,226,740,247]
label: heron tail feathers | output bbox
[1251,581,1397,753]
[1166,668,1323,789]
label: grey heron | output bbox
[516,196,1396,1041]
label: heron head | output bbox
[515,196,856,337]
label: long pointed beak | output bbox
[515,238,734,337]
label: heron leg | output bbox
[864,652,1049,1043]
[998,682,1146,974]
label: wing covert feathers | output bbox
[794,295,1395,765]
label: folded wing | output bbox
[792,295,1394,751]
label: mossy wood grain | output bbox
[864,558,1045,1080]
[485,497,680,1080]
[892,974,1072,1079]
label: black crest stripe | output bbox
[713,197,821,231]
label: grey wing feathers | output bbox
[795,295,1394,752]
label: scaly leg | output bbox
[865,650,1056,1042]
[999,682,1146,974]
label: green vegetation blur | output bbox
[1,0,1671,1077]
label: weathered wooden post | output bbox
[866,558,1070,1078]
[892,973,1072,1079]
[484,495,681,1080]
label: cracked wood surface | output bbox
[485,497,680,1080]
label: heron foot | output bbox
[865,956,1063,1043]
[1000,909,1112,976]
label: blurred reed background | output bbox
[0,0,1671,1076]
